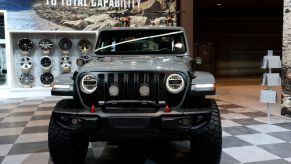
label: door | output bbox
[195,42,214,73]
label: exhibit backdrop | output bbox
[0,0,177,31]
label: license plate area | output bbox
[108,117,150,129]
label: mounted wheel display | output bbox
[40,72,54,86]
[40,56,52,72]
[59,38,72,51]
[19,73,34,87]
[78,39,91,53]
[39,39,54,53]
[60,56,72,73]
[19,56,33,73]
[18,38,33,53]
[190,99,222,164]
[49,99,88,164]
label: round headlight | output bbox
[109,85,119,97]
[80,74,97,94]
[139,85,150,97]
[166,74,185,94]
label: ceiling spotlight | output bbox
[217,3,222,6]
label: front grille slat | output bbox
[97,74,105,101]
[127,73,135,100]
[138,73,146,100]
[149,74,156,102]
[108,73,114,84]
[96,72,166,104]
[158,73,166,101]
[118,73,125,99]
[107,73,115,100]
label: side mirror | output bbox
[191,57,202,65]
[77,55,91,66]
[76,58,85,66]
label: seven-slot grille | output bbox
[96,72,166,103]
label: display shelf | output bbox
[7,30,97,89]
[0,87,51,99]
[11,87,51,92]
[0,39,5,44]
[0,10,8,89]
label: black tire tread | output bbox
[190,99,222,164]
[48,99,88,164]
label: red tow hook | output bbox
[165,104,171,113]
[90,104,95,113]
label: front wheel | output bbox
[48,99,89,164]
[190,99,222,164]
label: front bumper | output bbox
[52,107,212,140]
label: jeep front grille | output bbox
[96,72,166,103]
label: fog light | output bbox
[76,58,85,66]
[109,85,119,97]
[196,116,204,123]
[60,116,69,122]
[179,117,193,128]
[72,118,80,126]
[139,85,150,96]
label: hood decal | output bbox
[78,57,191,72]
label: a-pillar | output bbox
[179,0,194,57]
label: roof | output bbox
[99,26,185,32]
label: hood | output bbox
[78,56,191,73]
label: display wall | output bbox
[0,0,180,89]
[0,0,177,31]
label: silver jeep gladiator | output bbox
[48,27,222,164]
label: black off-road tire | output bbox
[190,99,222,164]
[48,99,89,164]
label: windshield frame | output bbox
[94,28,188,56]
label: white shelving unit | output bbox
[6,30,97,90]
[0,39,5,44]
[0,10,8,89]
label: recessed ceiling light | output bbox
[217,3,222,6]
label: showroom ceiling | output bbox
[196,0,283,10]
[195,0,283,17]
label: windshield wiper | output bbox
[94,31,183,52]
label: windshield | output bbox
[95,29,187,55]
